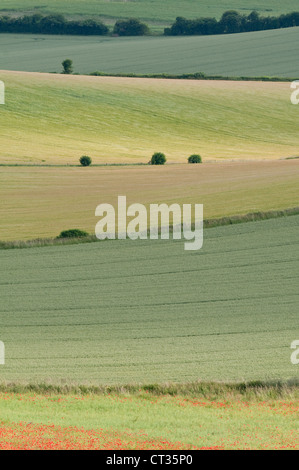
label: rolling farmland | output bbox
[1,0,299,451]
[1,27,299,76]
[0,160,298,241]
[0,71,298,165]
[0,215,298,385]
[1,0,299,26]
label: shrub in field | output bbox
[151,152,166,165]
[62,59,73,74]
[71,19,109,36]
[80,155,92,167]
[188,154,202,164]
[57,229,89,239]
[113,18,149,36]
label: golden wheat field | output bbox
[0,160,297,240]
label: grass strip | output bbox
[0,379,298,401]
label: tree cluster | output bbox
[113,18,149,36]
[0,14,148,36]
[164,10,299,36]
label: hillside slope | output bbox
[1,27,299,76]
[0,71,298,164]
[0,215,298,384]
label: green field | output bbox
[0,215,298,385]
[1,27,299,76]
[1,0,299,27]
[1,2,299,448]
[0,71,298,165]
[0,390,298,449]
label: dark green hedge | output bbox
[0,14,149,36]
[164,10,299,36]
[2,10,299,37]
[113,18,149,36]
[0,14,109,35]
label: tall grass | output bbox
[0,379,298,401]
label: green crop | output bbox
[0,216,298,386]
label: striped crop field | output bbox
[0,71,298,165]
[1,28,299,76]
[0,160,298,241]
[1,4,299,449]
[0,215,298,385]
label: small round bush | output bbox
[151,152,166,165]
[57,229,89,239]
[80,155,92,167]
[188,154,202,164]
[113,18,150,36]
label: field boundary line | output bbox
[0,378,298,399]
[1,207,298,250]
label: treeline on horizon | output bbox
[0,14,147,35]
[0,10,299,36]
[165,10,299,35]
[0,14,109,35]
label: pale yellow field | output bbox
[0,160,298,241]
[0,71,298,163]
